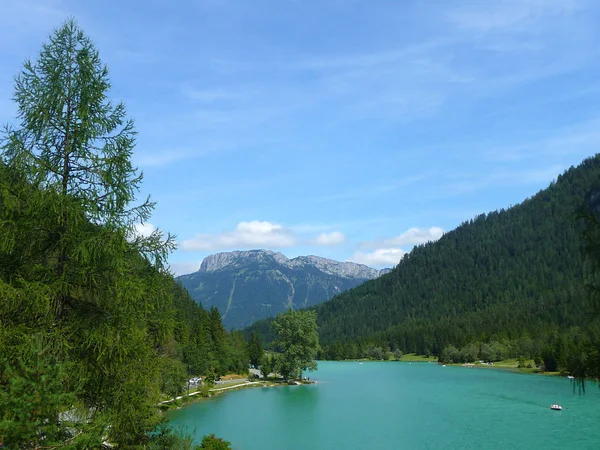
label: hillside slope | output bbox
[248,156,600,361]
[178,250,389,329]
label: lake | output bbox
[166,362,600,449]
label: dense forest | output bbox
[0,21,246,448]
[248,156,600,377]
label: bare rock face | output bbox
[198,250,388,278]
[286,255,384,279]
[178,250,391,329]
[198,250,288,272]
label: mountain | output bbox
[177,250,389,329]
[247,156,600,365]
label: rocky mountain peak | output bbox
[179,249,393,329]
[195,250,389,278]
[288,255,383,279]
[198,249,288,272]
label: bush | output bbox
[198,434,232,450]
[148,426,195,450]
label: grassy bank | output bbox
[340,353,437,363]
[399,353,438,362]
[340,354,564,377]
[443,358,562,376]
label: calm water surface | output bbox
[167,362,600,449]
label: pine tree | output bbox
[208,306,228,375]
[0,19,176,446]
[247,331,264,369]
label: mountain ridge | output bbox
[178,250,390,329]
[195,249,390,278]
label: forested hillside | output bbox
[315,156,600,363]
[248,157,600,372]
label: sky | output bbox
[1,0,600,275]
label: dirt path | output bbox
[158,381,262,405]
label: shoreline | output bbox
[443,361,562,377]
[158,381,261,410]
[334,355,568,378]
[159,378,314,410]
[158,381,263,406]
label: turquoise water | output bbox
[167,362,600,449]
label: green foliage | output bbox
[369,347,386,361]
[227,330,250,375]
[147,426,196,450]
[204,367,217,385]
[0,19,249,447]
[439,341,510,364]
[272,309,319,380]
[162,358,189,401]
[209,306,229,376]
[247,331,264,368]
[260,354,276,378]
[0,334,93,449]
[6,20,151,238]
[572,194,600,385]
[198,434,232,450]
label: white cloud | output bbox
[310,231,345,246]
[169,260,202,276]
[126,222,157,244]
[134,222,157,238]
[363,227,444,249]
[350,248,407,267]
[386,227,445,246]
[180,221,297,251]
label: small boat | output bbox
[567,375,574,379]
[550,404,562,411]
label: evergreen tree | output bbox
[247,331,264,369]
[0,19,174,446]
[208,306,228,375]
[0,19,256,447]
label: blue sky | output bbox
[1,0,600,275]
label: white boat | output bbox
[550,404,562,411]
[567,375,574,379]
